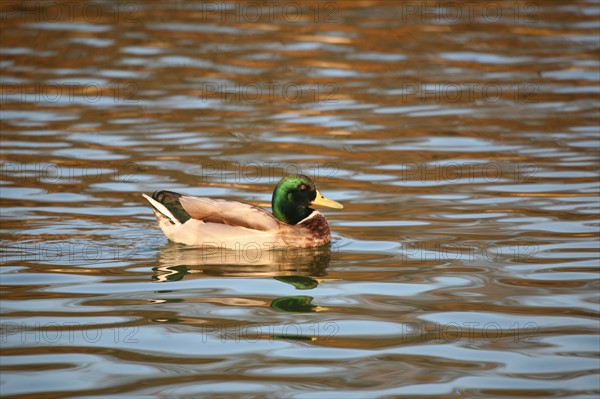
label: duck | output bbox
[142,174,343,249]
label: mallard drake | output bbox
[142,174,343,249]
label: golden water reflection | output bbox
[1,1,599,397]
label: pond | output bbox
[1,1,599,398]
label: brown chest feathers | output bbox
[279,212,331,248]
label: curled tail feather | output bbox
[142,190,191,225]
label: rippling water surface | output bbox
[1,1,599,398]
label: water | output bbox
[1,1,599,398]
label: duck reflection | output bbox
[270,295,319,312]
[152,243,332,313]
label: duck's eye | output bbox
[299,184,308,191]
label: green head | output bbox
[271,174,343,225]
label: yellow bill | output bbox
[310,190,343,209]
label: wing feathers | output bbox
[179,196,279,231]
